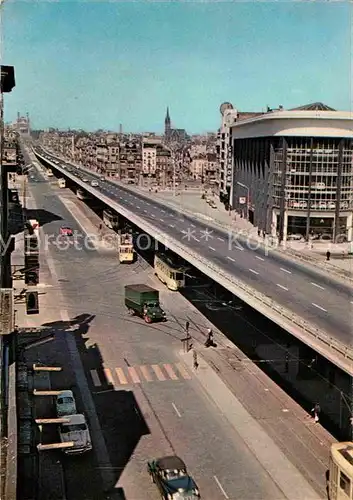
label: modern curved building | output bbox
[227,103,353,242]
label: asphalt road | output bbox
[34,150,353,347]
[27,169,288,500]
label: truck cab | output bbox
[125,284,166,323]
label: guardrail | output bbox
[34,149,353,376]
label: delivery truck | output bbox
[124,284,166,323]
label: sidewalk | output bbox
[178,340,332,500]
[13,181,67,499]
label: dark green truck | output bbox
[125,284,166,323]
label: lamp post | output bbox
[236,181,250,219]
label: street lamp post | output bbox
[236,181,250,219]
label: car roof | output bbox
[156,456,186,470]
[57,390,74,399]
[62,414,86,425]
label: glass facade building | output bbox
[231,108,353,242]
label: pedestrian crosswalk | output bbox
[89,362,191,388]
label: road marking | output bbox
[136,205,140,209]
[160,218,164,222]
[351,301,353,305]
[280,267,291,274]
[312,303,327,312]
[144,209,148,213]
[311,282,325,290]
[217,237,224,241]
[227,256,235,262]
[161,209,165,213]
[90,369,101,387]
[163,364,178,380]
[103,368,114,385]
[249,268,259,275]
[209,246,216,251]
[169,224,175,228]
[172,403,182,418]
[276,284,288,291]
[145,202,150,206]
[140,365,153,382]
[175,362,191,379]
[128,366,141,384]
[194,237,200,242]
[191,223,195,228]
[115,367,128,385]
[255,256,264,261]
[214,475,229,499]
[151,214,156,218]
[151,364,166,381]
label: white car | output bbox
[59,414,92,455]
[56,390,77,417]
[91,181,99,187]
[82,177,89,182]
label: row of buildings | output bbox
[33,102,353,242]
[37,109,218,188]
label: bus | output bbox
[327,442,353,500]
[154,253,185,291]
[58,178,66,188]
[47,169,54,177]
[103,209,119,230]
[117,233,134,263]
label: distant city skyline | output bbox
[2,2,351,133]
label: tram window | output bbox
[175,272,184,280]
[339,471,351,495]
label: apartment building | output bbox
[190,152,217,184]
[119,138,142,182]
[228,102,353,242]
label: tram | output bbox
[117,233,134,263]
[327,442,353,500]
[103,209,119,230]
[154,253,185,291]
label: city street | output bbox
[35,151,353,347]
[24,168,298,499]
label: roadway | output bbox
[34,149,353,347]
[27,167,290,499]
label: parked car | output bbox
[82,177,88,182]
[59,414,92,455]
[91,180,99,187]
[147,455,200,499]
[56,390,77,417]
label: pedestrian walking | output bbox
[326,250,331,261]
[311,402,321,423]
[193,350,199,370]
[185,320,190,334]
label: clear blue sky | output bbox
[2,1,351,133]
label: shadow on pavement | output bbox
[25,208,63,226]
[16,311,146,500]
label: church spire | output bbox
[165,106,171,136]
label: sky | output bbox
[1,1,352,134]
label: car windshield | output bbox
[165,469,187,480]
[61,423,87,432]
